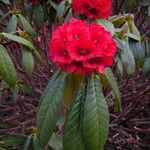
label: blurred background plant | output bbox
[0,0,149,149]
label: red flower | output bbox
[72,0,111,19]
[49,19,117,76]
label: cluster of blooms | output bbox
[72,0,111,19]
[49,19,116,75]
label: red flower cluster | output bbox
[49,19,116,75]
[72,0,111,19]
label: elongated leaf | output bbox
[2,33,35,49]
[0,44,17,86]
[6,15,17,33]
[143,57,150,75]
[119,38,136,75]
[19,15,35,35]
[33,135,43,150]
[130,21,141,41]
[22,136,31,150]
[48,134,63,150]
[83,74,109,150]
[116,56,123,80]
[63,75,76,108]
[57,1,65,22]
[129,39,145,60]
[0,0,10,4]
[105,68,121,111]
[33,4,44,29]
[12,85,19,103]
[22,46,34,76]
[0,136,26,146]
[34,48,45,64]
[96,19,115,36]
[63,84,85,150]
[37,71,67,146]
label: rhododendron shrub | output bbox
[50,19,117,75]
[1,0,148,149]
[72,0,111,19]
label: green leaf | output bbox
[12,85,19,103]
[33,135,43,150]
[19,15,35,35]
[129,39,145,60]
[143,57,150,75]
[96,19,115,36]
[0,0,10,4]
[37,71,67,147]
[48,134,63,150]
[63,84,85,150]
[0,44,17,86]
[22,46,34,76]
[116,57,123,80]
[64,9,73,22]
[57,1,65,22]
[83,74,109,150]
[0,136,26,146]
[105,68,121,111]
[129,21,141,41]
[2,32,35,49]
[119,38,136,75]
[34,48,45,65]
[63,74,76,108]
[33,4,44,29]
[22,136,31,150]
[6,15,17,33]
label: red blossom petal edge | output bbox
[49,19,117,76]
[72,0,112,19]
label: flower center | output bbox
[71,61,83,67]
[90,8,98,15]
[88,57,102,64]
[63,50,69,57]
[78,48,90,56]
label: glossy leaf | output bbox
[63,84,86,150]
[129,21,141,41]
[37,71,67,146]
[12,85,19,103]
[129,39,145,60]
[96,19,115,36]
[33,135,43,150]
[83,74,109,150]
[48,134,63,150]
[22,46,34,76]
[2,32,35,49]
[63,75,76,108]
[0,136,26,146]
[119,38,136,75]
[22,136,31,150]
[0,44,17,86]
[6,15,17,33]
[19,15,35,35]
[57,1,65,22]
[0,0,10,4]
[143,57,150,75]
[105,68,121,111]
[33,4,44,29]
